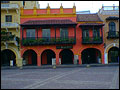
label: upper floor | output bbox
[98,5,119,40]
[98,5,119,15]
[1,1,40,9]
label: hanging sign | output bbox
[56,46,73,49]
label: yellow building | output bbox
[98,5,119,64]
[1,1,40,67]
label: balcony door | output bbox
[83,30,89,38]
[26,29,35,39]
[42,29,50,41]
[60,28,68,38]
[93,29,100,38]
[109,22,116,35]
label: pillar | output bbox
[37,54,41,66]
[78,54,82,64]
[33,6,37,15]
[101,52,105,64]
[104,52,108,64]
[20,7,24,15]
[56,53,59,65]
[16,58,23,67]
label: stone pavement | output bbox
[1,66,119,89]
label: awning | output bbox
[79,23,105,27]
[106,16,119,20]
[20,19,77,27]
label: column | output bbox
[78,54,82,64]
[104,52,108,64]
[37,54,41,66]
[56,53,59,65]
[101,52,105,64]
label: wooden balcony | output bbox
[107,31,119,39]
[82,36,103,44]
[1,4,19,9]
[1,31,19,46]
[22,37,76,46]
[1,22,19,28]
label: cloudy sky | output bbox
[38,1,119,13]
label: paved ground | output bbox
[1,66,119,89]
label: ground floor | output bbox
[20,44,106,66]
[1,45,22,67]
[1,43,119,67]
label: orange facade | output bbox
[20,7,105,66]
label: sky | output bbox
[38,1,119,13]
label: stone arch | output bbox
[104,43,119,64]
[41,49,56,65]
[21,48,38,57]
[1,46,20,59]
[59,49,74,64]
[81,48,102,64]
[22,49,37,66]
[1,48,16,66]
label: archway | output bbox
[59,49,74,64]
[22,49,37,66]
[81,48,101,64]
[1,49,16,66]
[41,49,55,65]
[108,47,119,63]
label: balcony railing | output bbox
[1,23,19,28]
[22,37,76,46]
[1,4,19,9]
[1,31,16,41]
[107,31,119,39]
[82,36,103,44]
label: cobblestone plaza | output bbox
[1,66,119,89]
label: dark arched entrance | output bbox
[1,49,16,66]
[41,49,55,65]
[59,49,74,64]
[81,48,101,64]
[108,47,119,63]
[23,49,37,66]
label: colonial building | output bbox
[76,14,105,64]
[20,4,105,66]
[98,5,119,64]
[20,4,77,66]
[1,1,39,67]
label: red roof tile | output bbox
[21,19,77,26]
[77,14,103,22]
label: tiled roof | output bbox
[79,23,105,26]
[77,14,103,22]
[21,19,77,26]
[106,16,119,20]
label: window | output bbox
[60,28,68,38]
[42,29,50,38]
[26,29,35,39]
[82,29,89,37]
[42,29,50,41]
[5,15,12,22]
[1,1,10,3]
[93,28,100,37]
[109,22,116,31]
